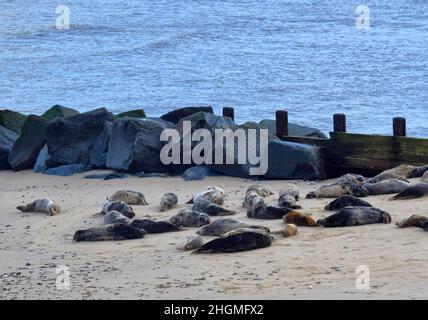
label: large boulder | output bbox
[259,119,327,138]
[33,144,49,173]
[8,115,48,171]
[0,110,27,134]
[106,118,171,173]
[116,109,146,119]
[41,105,79,121]
[90,121,113,168]
[0,125,18,170]
[43,164,92,176]
[45,108,113,168]
[160,106,213,124]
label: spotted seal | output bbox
[108,190,148,205]
[102,201,135,219]
[160,193,178,212]
[73,223,145,242]
[366,172,409,184]
[306,174,368,199]
[196,218,270,236]
[169,208,211,227]
[408,165,428,178]
[278,184,301,209]
[17,199,61,216]
[246,184,273,197]
[390,183,428,200]
[362,179,410,195]
[396,215,428,231]
[177,235,204,251]
[317,206,391,227]
[192,198,236,216]
[324,195,373,211]
[186,186,225,205]
[104,210,131,225]
[130,219,180,233]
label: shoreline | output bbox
[1,170,427,299]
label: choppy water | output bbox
[1,0,427,136]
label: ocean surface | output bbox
[1,0,427,136]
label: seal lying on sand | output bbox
[282,224,298,237]
[108,190,148,205]
[366,172,409,184]
[192,198,236,216]
[73,223,145,242]
[390,183,428,200]
[104,210,131,225]
[193,228,273,254]
[371,164,414,180]
[102,201,135,219]
[306,174,368,199]
[362,179,410,195]
[177,235,204,251]
[169,208,211,227]
[278,184,301,209]
[407,165,428,178]
[325,195,373,211]
[196,218,270,236]
[245,192,293,219]
[17,199,61,216]
[131,219,180,233]
[186,186,225,205]
[283,211,319,226]
[246,185,273,197]
[160,193,178,211]
[396,214,428,230]
[317,207,391,227]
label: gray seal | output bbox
[306,174,368,199]
[246,185,273,197]
[196,218,270,236]
[390,183,428,200]
[407,165,428,178]
[193,228,273,254]
[73,223,145,242]
[131,219,180,233]
[160,193,178,212]
[108,190,148,205]
[362,179,410,195]
[317,206,391,227]
[192,198,236,216]
[169,208,211,227]
[177,235,204,251]
[104,210,131,225]
[102,201,135,219]
[324,195,373,211]
[17,199,61,216]
[396,214,428,231]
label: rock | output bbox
[134,172,169,178]
[90,121,113,168]
[264,140,325,180]
[116,109,146,118]
[259,119,327,138]
[84,172,127,180]
[45,108,113,168]
[0,125,18,170]
[41,105,79,121]
[43,164,92,176]
[33,144,49,173]
[182,166,220,181]
[8,115,48,171]
[106,118,171,173]
[160,106,214,124]
[0,110,27,134]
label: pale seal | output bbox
[193,228,273,254]
[102,201,135,219]
[104,210,131,225]
[130,219,180,233]
[283,211,319,227]
[17,199,61,216]
[306,174,368,199]
[366,172,409,184]
[362,179,410,195]
[169,208,211,227]
[108,190,148,205]
[325,195,373,211]
[317,207,391,227]
[73,223,145,242]
[282,224,298,237]
[196,218,270,236]
[390,183,428,200]
[192,198,236,216]
[177,235,204,251]
[160,193,178,212]
[396,214,428,230]
[246,184,273,197]
[186,186,225,205]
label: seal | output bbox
[278,184,301,209]
[246,184,273,197]
[283,211,319,226]
[186,186,225,205]
[247,203,293,220]
[407,165,428,178]
[306,174,369,199]
[282,224,298,237]
[193,228,273,254]
[362,179,410,195]
[317,206,391,227]
[196,218,270,236]
[177,235,204,251]
[324,195,373,211]
[104,210,131,225]
[160,193,178,212]
[366,172,409,184]
[192,198,236,216]
[422,171,428,183]
[102,201,135,219]
[396,214,428,229]
[372,164,414,179]
[108,190,148,205]
[73,223,145,242]
[131,219,180,233]
[17,199,61,216]
[390,183,428,200]
[169,208,211,227]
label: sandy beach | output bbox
[0,170,427,300]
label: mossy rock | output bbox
[116,109,146,119]
[41,105,79,121]
[0,110,27,135]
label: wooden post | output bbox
[275,110,288,138]
[222,107,234,121]
[393,117,406,137]
[333,114,346,133]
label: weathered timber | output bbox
[222,107,235,121]
[275,110,288,138]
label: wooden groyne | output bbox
[223,107,428,178]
